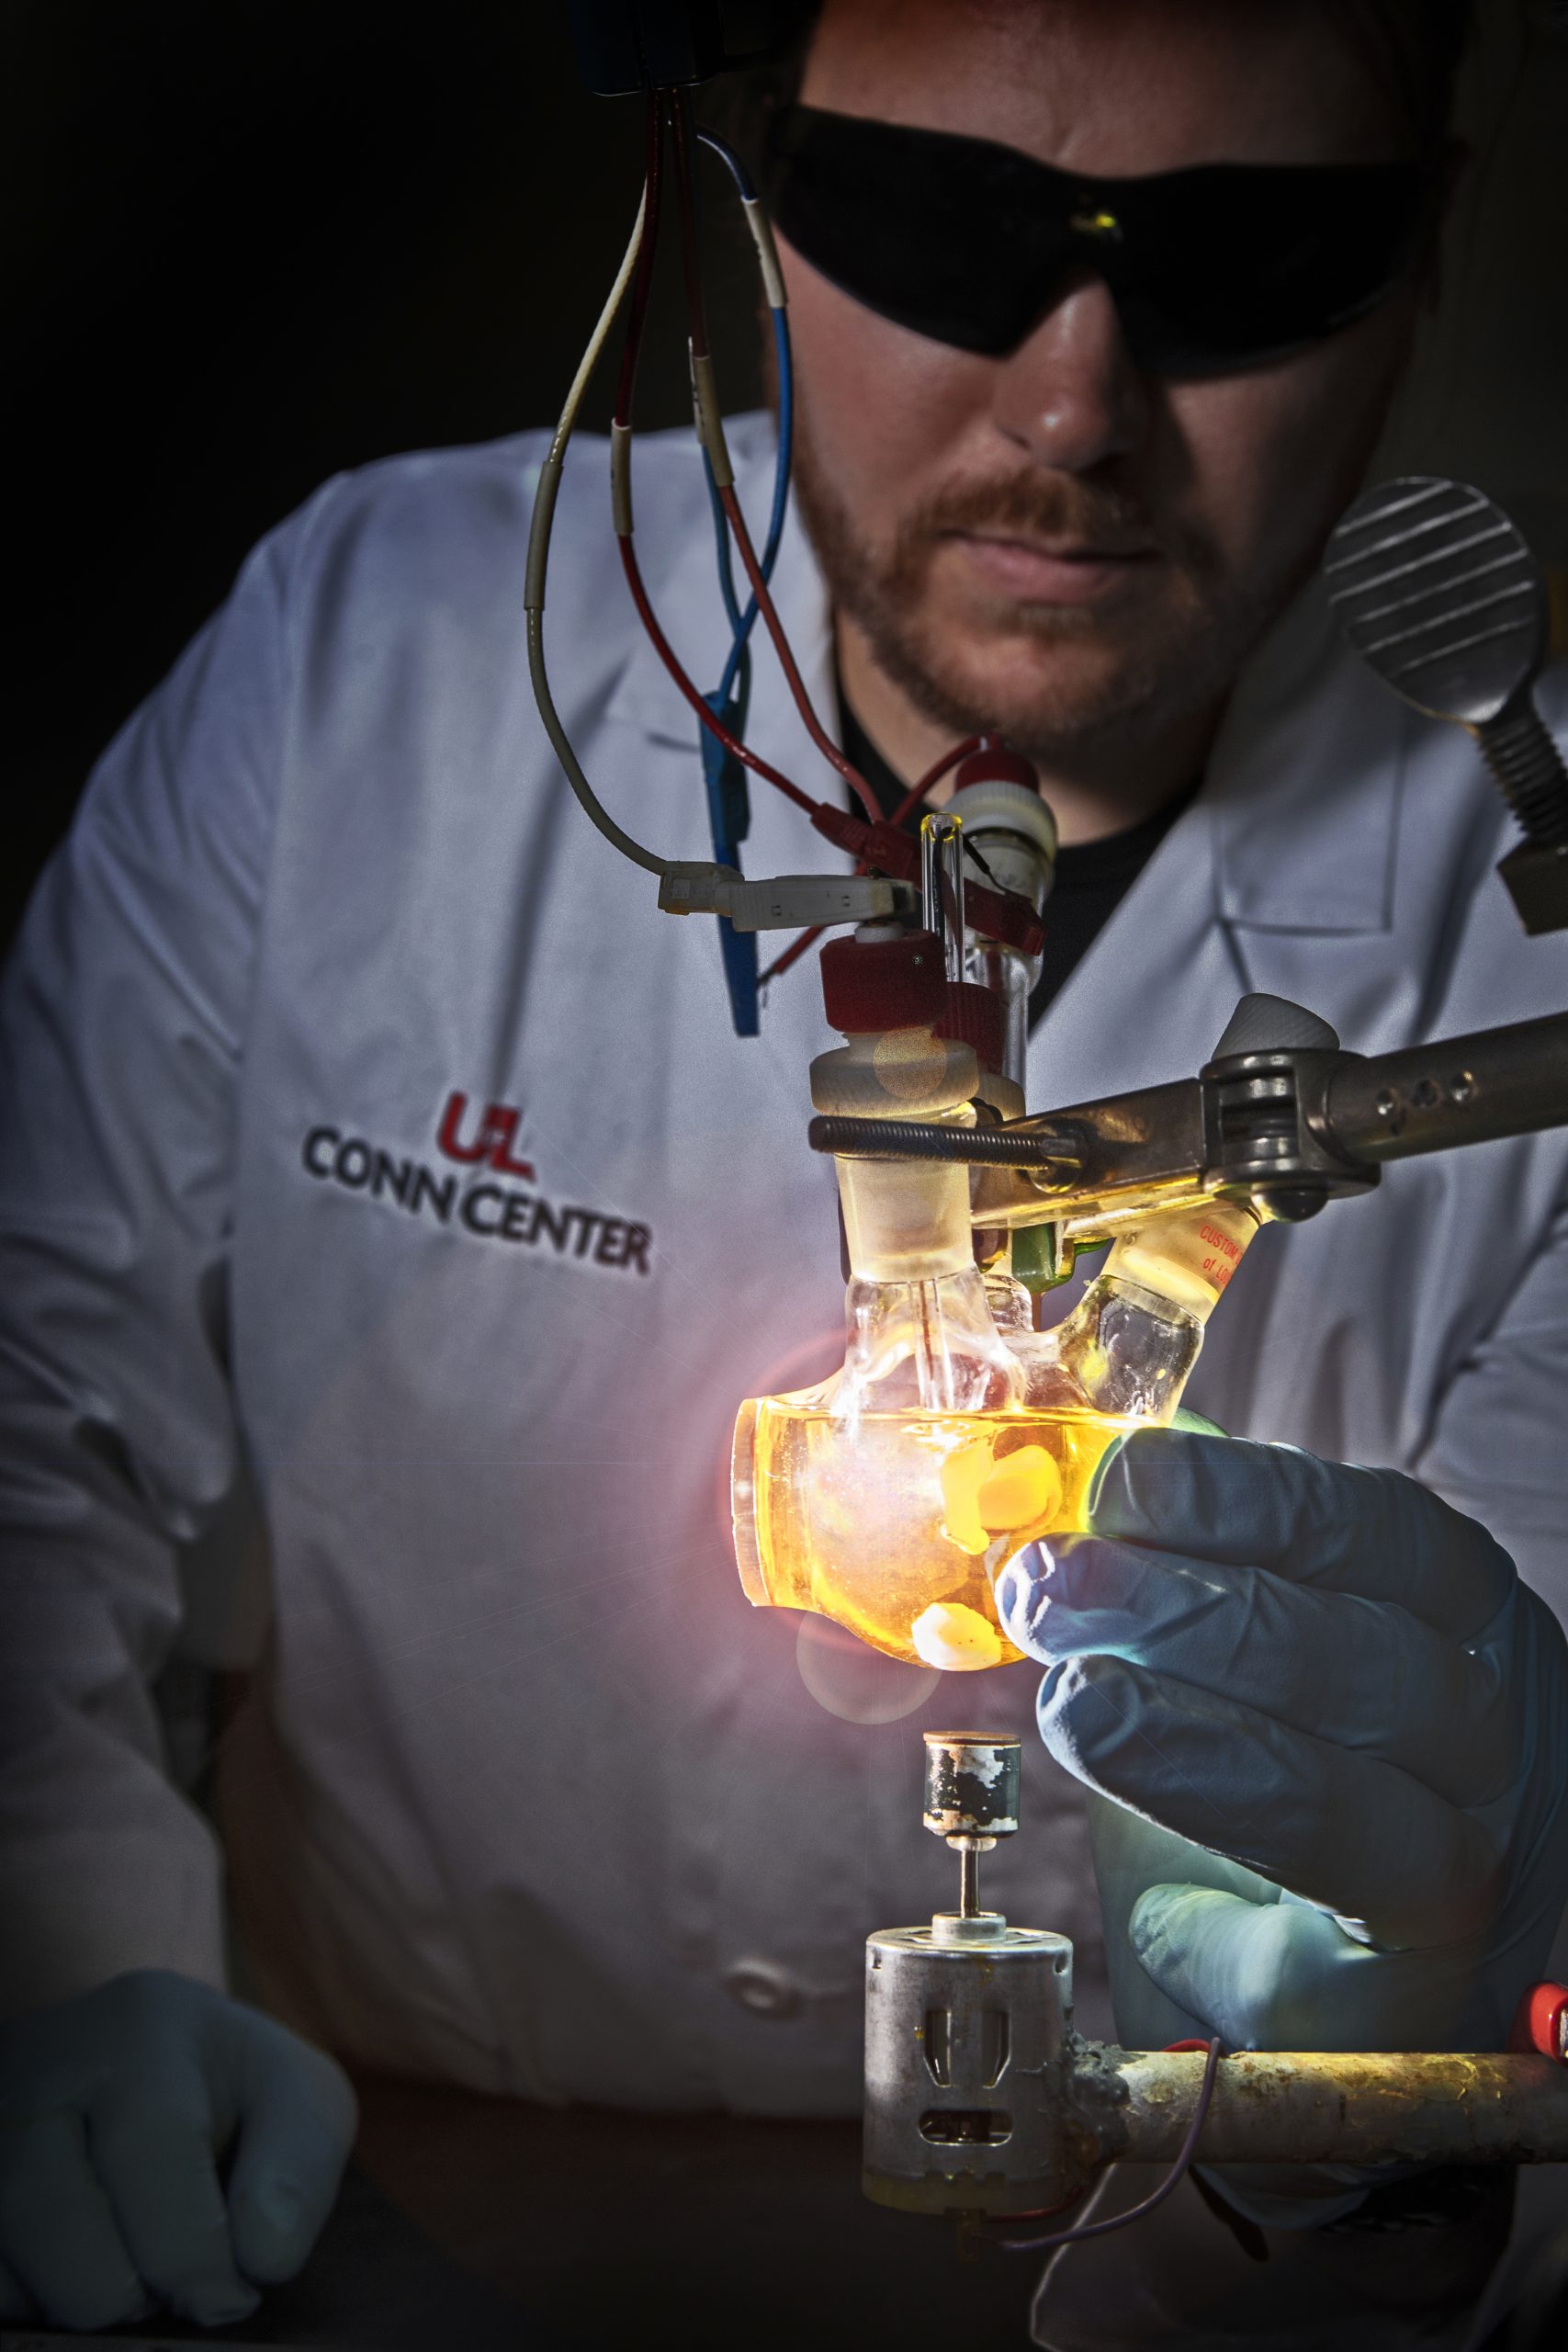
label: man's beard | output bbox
[790,421,1307,767]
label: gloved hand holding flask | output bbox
[997,1428,1568,2223]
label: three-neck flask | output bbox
[731,904,1258,1673]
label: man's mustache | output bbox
[896,473,1172,560]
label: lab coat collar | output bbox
[1206,574,1404,938]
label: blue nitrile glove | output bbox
[996,1428,1568,2225]
[0,1970,356,2331]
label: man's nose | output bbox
[989,272,1147,472]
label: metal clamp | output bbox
[810,1008,1568,1244]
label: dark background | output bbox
[6,0,767,945]
[8,0,1568,951]
[4,11,1568,2337]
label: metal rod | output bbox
[921,812,966,982]
[958,1845,979,1917]
[816,1014,1568,1181]
[1326,1011,1568,1162]
[1111,2048,1568,2167]
[807,1114,1079,1172]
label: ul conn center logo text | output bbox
[301,1092,652,1274]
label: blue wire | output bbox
[703,304,793,699]
[705,458,745,638]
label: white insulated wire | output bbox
[524,187,673,878]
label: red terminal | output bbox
[820,930,947,1034]
[1507,1980,1568,2063]
[936,978,1006,1075]
[951,744,1042,797]
[819,943,1008,1072]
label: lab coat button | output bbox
[724,1959,803,2019]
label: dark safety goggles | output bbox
[761,105,1436,376]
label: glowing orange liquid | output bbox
[733,1400,1133,1669]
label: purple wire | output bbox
[998,2036,1224,2254]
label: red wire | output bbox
[756,923,825,988]
[616,537,818,815]
[669,94,710,359]
[716,482,883,826]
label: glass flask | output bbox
[732,1196,1258,1672]
[1012,1197,1259,1420]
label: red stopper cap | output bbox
[953,744,1041,795]
[935,979,1006,1074]
[1507,1980,1568,2063]
[820,930,946,1033]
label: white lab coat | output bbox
[2,416,1565,2119]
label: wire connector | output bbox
[609,422,635,537]
[689,347,734,489]
[659,865,917,932]
[740,195,788,310]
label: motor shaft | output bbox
[921,1730,1021,1938]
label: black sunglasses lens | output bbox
[766,110,1062,356]
[1109,165,1428,372]
[763,108,1428,373]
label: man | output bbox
[3,1,1565,2344]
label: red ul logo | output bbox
[435,1092,535,1180]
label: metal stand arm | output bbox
[1111,2046,1568,2169]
